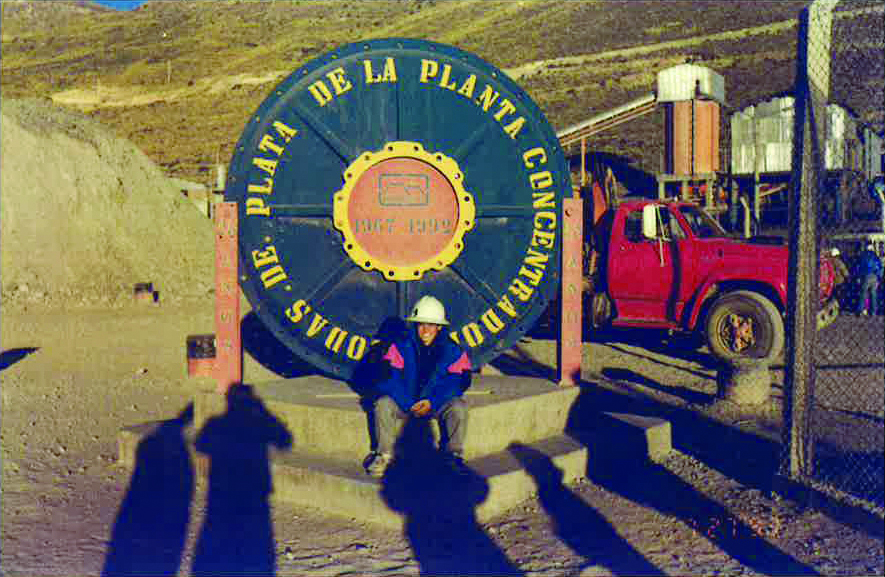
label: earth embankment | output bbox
[1,98,213,308]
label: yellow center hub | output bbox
[332,141,475,280]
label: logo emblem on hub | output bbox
[379,174,429,206]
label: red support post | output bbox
[558,197,584,386]
[214,202,242,393]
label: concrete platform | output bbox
[118,375,671,529]
[192,375,580,461]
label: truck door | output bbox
[607,206,682,322]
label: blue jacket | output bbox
[857,249,883,278]
[376,329,472,413]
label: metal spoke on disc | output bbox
[267,204,334,218]
[396,280,410,320]
[301,258,357,307]
[449,261,500,307]
[452,122,491,163]
[292,101,360,162]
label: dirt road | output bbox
[2,299,882,576]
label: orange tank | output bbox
[664,100,720,176]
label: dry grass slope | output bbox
[1,0,881,188]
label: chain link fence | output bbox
[781,0,884,511]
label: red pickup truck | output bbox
[585,198,836,362]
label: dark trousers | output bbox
[857,273,880,314]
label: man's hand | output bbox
[410,399,431,417]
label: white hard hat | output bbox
[830,248,840,256]
[406,295,448,325]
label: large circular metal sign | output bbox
[226,38,570,379]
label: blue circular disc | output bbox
[226,38,570,379]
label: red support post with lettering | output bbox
[214,202,242,393]
[557,197,584,386]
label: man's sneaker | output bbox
[365,452,392,478]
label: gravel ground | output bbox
[2,299,882,577]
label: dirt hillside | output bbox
[0,98,214,308]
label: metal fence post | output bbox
[783,0,837,483]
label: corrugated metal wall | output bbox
[729,96,875,175]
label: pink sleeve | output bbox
[383,344,405,369]
[447,351,472,373]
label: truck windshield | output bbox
[678,205,727,238]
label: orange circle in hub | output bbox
[346,157,458,267]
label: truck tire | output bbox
[704,290,784,362]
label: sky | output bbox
[92,0,146,10]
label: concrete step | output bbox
[192,375,580,461]
[117,380,672,529]
[118,420,588,529]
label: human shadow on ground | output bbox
[191,384,293,576]
[599,329,720,371]
[102,404,195,577]
[241,312,320,378]
[380,420,522,576]
[602,367,717,405]
[584,376,885,540]
[508,442,663,576]
[0,347,39,371]
[567,382,822,575]
[486,343,558,381]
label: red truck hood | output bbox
[706,237,833,302]
[711,238,788,287]
[716,237,789,262]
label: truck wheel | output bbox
[705,290,784,362]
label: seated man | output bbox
[365,295,472,478]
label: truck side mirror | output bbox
[642,205,659,239]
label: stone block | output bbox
[596,412,673,463]
[718,359,771,405]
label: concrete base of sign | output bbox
[717,359,772,405]
[117,375,672,528]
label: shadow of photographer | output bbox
[191,384,293,576]
[102,404,195,577]
[509,442,662,576]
